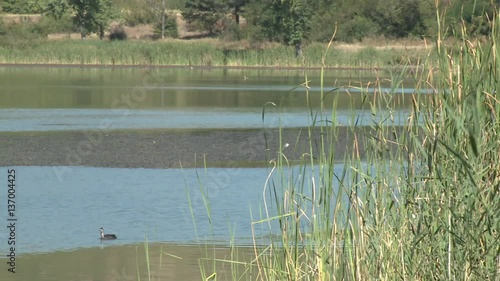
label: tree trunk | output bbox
[161,0,165,39]
[99,26,104,40]
[295,42,303,57]
[234,6,240,25]
[80,26,86,39]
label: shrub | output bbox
[34,14,75,34]
[244,24,266,49]
[219,18,243,42]
[153,14,178,39]
[336,15,379,43]
[109,24,127,40]
[124,6,157,26]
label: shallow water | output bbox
[0,243,255,281]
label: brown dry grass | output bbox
[335,37,434,51]
[0,14,41,23]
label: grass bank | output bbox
[185,9,500,281]
[0,39,432,68]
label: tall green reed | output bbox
[0,39,426,68]
[243,3,500,281]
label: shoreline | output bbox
[0,39,431,70]
[0,62,422,71]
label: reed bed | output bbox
[190,5,500,281]
[0,39,429,68]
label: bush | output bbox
[153,14,178,39]
[0,18,45,39]
[219,18,243,42]
[124,6,157,26]
[244,24,267,49]
[34,14,75,34]
[336,15,379,43]
[109,24,127,40]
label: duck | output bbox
[99,227,117,240]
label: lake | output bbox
[0,67,416,131]
[0,66,410,280]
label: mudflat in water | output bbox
[0,243,255,281]
[0,126,395,169]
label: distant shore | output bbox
[0,63,378,71]
[0,39,431,69]
[0,62,423,71]
[0,127,396,169]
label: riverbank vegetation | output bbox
[0,0,497,67]
[0,38,432,68]
[185,4,500,281]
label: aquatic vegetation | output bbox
[0,39,430,69]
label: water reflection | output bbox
[0,67,417,110]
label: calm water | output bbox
[0,67,416,131]
[0,164,351,281]
[0,165,352,254]
[0,67,408,280]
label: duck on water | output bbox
[99,227,117,240]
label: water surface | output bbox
[0,67,417,131]
[0,67,412,280]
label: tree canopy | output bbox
[1,0,498,43]
[42,0,115,39]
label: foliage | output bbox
[123,1,157,26]
[272,0,312,46]
[364,0,425,38]
[42,0,116,39]
[2,0,499,44]
[0,13,74,39]
[71,0,115,39]
[154,13,179,38]
[1,0,42,14]
[182,0,227,34]
[41,0,70,20]
[226,0,247,24]
[218,18,243,41]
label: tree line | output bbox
[1,0,497,45]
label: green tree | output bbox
[71,0,114,39]
[1,0,41,14]
[182,0,227,34]
[226,0,247,24]
[367,0,425,38]
[42,0,115,39]
[268,0,312,55]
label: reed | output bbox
[191,3,500,281]
[0,39,430,68]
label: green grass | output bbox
[0,39,431,68]
[184,6,500,281]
